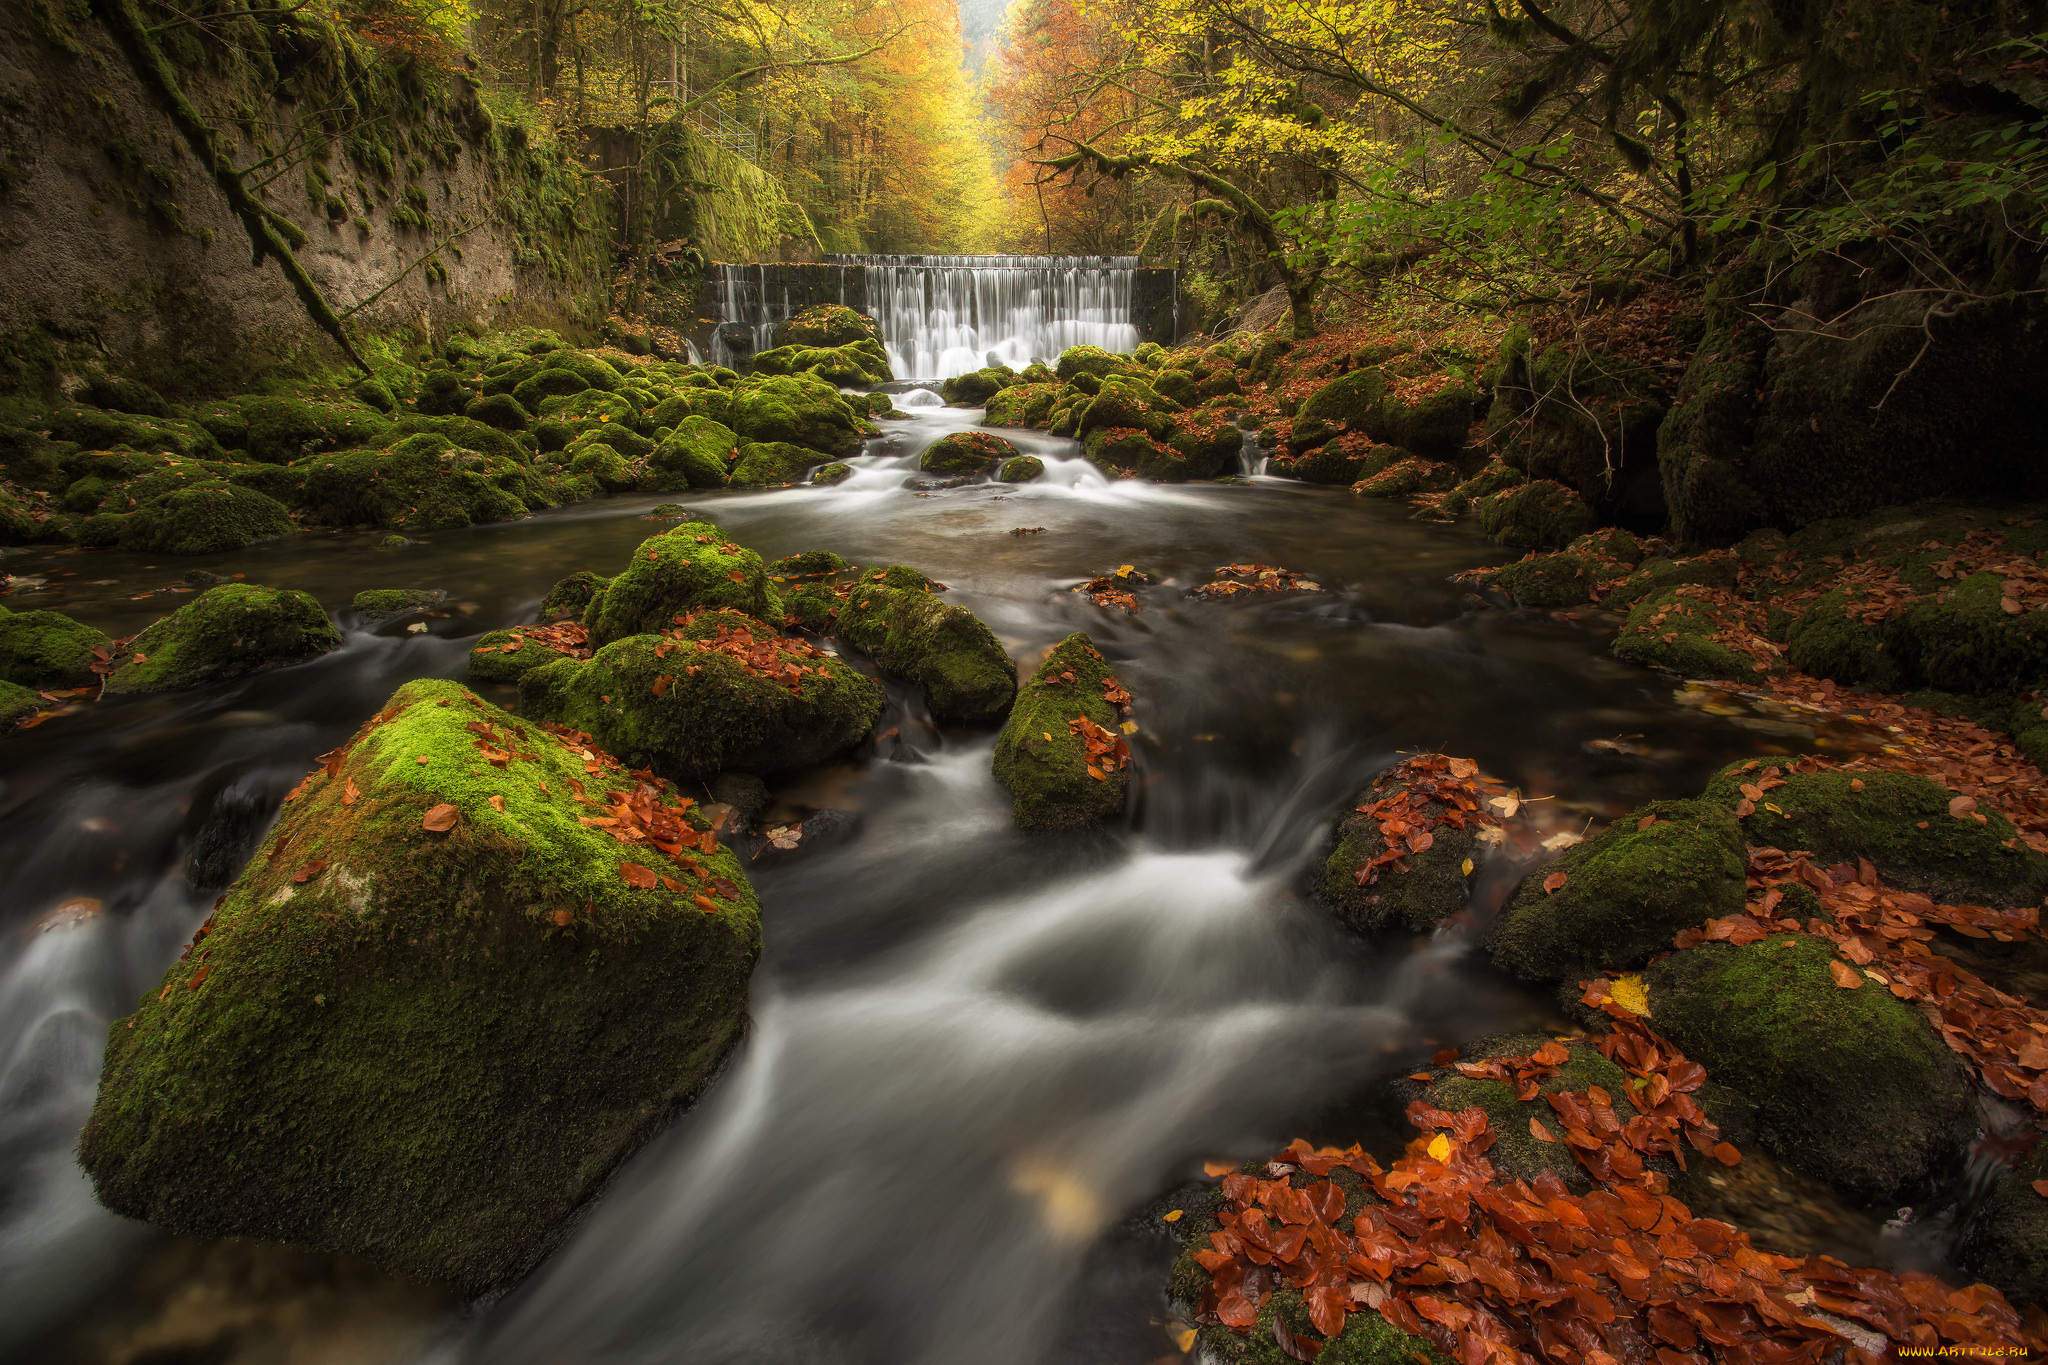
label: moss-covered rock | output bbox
[587,524,777,646]
[541,571,608,622]
[728,373,871,459]
[103,584,340,696]
[782,584,842,632]
[769,550,848,579]
[467,628,564,684]
[1703,764,2048,906]
[1414,1035,1640,1192]
[564,438,635,493]
[242,397,393,464]
[991,633,1129,829]
[1054,345,1140,383]
[941,366,1019,406]
[518,612,882,777]
[751,339,892,386]
[46,406,223,461]
[511,367,591,412]
[920,431,1016,476]
[647,386,734,430]
[1491,799,1747,981]
[1960,1146,2048,1308]
[1642,936,1971,1198]
[1475,478,1596,549]
[1350,456,1455,499]
[390,414,532,468]
[1603,554,1737,610]
[1486,552,1593,608]
[116,481,296,555]
[1611,586,1762,680]
[77,678,760,1293]
[645,416,738,491]
[837,573,1016,722]
[997,455,1044,482]
[811,462,853,486]
[295,434,551,532]
[1291,368,1387,450]
[352,589,442,621]
[729,441,819,488]
[1892,571,2048,694]
[1319,784,1476,934]
[772,304,880,349]
[0,607,109,689]
[983,382,1061,429]
[1782,587,1899,690]
[462,393,529,431]
[0,677,41,726]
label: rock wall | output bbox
[0,5,610,396]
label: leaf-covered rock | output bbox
[991,633,1130,829]
[586,524,778,646]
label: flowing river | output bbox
[1,403,1812,1362]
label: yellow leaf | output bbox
[1042,731,1053,742]
[1163,1208,1183,1222]
[1175,1327,1198,1353]
[1460,858,1474,876]
[1115,563,1135,577]
[1426,1133,1451,1162]
[1764,802,1784,815]
[1609,973,1651,1017]
[1121,720,1139,735]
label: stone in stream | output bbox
[997,455,1044,483]
[940,366,1019,406]
[103,585,340,696]
[1638,935,1972,1201]
[919,430,1017,476]
[645,416,740,490]
[1474,479,1597,550]
[585,522,781,647]
[113,481,297,556]
[0,678,40,726]
[1961,1146,2048,1308]
[982,383,1060,429]
[729,440,824,488]
[0,605,111,689]
[518,610,883,780]
[991,633,1132,829]
[1489,798,1747,982]
[811,462,853,486]
[727,372,874,460]
[294,433,555,533]
[541,570,610,621]
[78,678,761,1293]
[1609,585,1766,680]
[1318,778,1485,936]
[749,338,893,387]
[836,566,1017,722]
[351,588,445,622]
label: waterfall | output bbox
[709,255,1142,380]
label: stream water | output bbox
[1,405,1837,1362]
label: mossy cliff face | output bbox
[0,606,111,689]
[77,678,761,1293]
[587,523,777,646]
[1641,936,1971,1199]
[836,570,1017,723]
[518,611,882,779]
[991,633,1130,829]
[1491,799,1747,982]
[104,584,339,696]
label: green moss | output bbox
[1703,764,2048,906]
[1291,367,1387,450]
[1076,376,1176,440]
[1893,571,2048,693]
[811,462,853,486]
[1491,799,1746,981]
[566,438,635,492]
[1321,799,1474,934]
[541,571,609,621]
[463,393,529,431]
[997,455,1044,483]
[518,614,881,777]
[46,407,222,460]
[771,305,878,349]
[296,434,549,532]
[77,678,760,1293]
[1603,554,1737,610]
[0,677,41,726]
[782,584,841,631]
[0,607,110,688]
[353,588,441,620]
[104,584,340,696]
[983,382,1060,429]
[1611,586,1759,680]
[242,397,393,464]
[467,628,564,684]
[1475,479,1596,550]
[1193,1284,1450,1365]
[1486,552,1592,607]
[511,367,591,411]
[729,441,819,488]
[390,415,531,468]
[1424,1035,1637,1191]
[1960,1146,2048,1308]
[117,481,295,555]
[836,575,1017,722]
[920,431,1015,476]
[1350,456,1455,498]
[1782,586,1901,689]
[991,633,1128,829]
[1054,345,1140,383]
[646,417,738,491]
[587,524,776,646]
[939,366,1019,405]
[728,373,869,459]
[647,387,734,430]
[1644,937,1970,1198]
[750,340,892,386]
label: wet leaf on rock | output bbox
[421,803,459,832]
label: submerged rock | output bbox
[836,569,1017,722]
[1641,935,1971,1199]
[991,633,1131,829]
[0,606,110,690]
[519,610,882,777]
[78,678,761,1292]
[1491,799,1747,982]
[104,585,340,696]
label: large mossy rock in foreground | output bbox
[1641,935,1971,1200]
[837,570,1017,722]
[79,679,761,1292]
[991,633,1130,829]
[103,585,340,696]
[0,606,110,690]
[519,611,883,779]
[1491,799,1746,982]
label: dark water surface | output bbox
[2,408,1803,1362]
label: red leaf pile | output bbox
[1352,753,1505,889]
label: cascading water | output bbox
[711,256,1142,380]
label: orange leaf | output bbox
[1203,1160,1236,1178]
[1950,794,1978,818]
[1530,1117,1556,1144]
[421,803,459,832]
[2031,1180,2048,1199]
[342,777,360,806]
[694,894,720,913]
[1447,756,1477,779]
[1828,959,1863,990]
[727,570,746,583]
[619,862,658,889]
[552,908,573,927]
[1712,1142,1741,1166]
[488,794,506,812]
[1543,871,1569,895]
[1086,764,1106,781]
[292,859,327,884]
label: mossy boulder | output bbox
[811,462,853,486]
[518,612,882,777]
[728,374,871,459]
[1603,554,1738,610]
[467,628,563,684]
[46,407,223,460]
[729,441,819,488]
[1703,764,2048,907]
[1611,587,1762,680]
[983,382,1061,429]
[646,417,738,491]
[0,678,41,726]
[837,573,1017,722]
[991,633,1130,829]
[1491,799,1748,981]
[1076,375,1177,440]
[352,588,442,621]
[1892,571,2048,694]
[1641,936,1971,1198]
[587,524,777,646]
[565,439,635,493]
[1783,587,1899,690]
[0,607,110,689]
[941,366,1019,406]
[1290,368,1387,451]
[390,414,531,468]
[1960,1146,2048,1308]
[1486,552,1593,608]
[241,397,392,464]
[77,678,760,1293]
[769,550,848,579]
[920,431,1016,476]
[772,304,880,349]
[1475,479,1596,549]
[295,434,551,532]
[1055,345,1140,383]
[647,387,735,430]
[997,455,1044,483]
[1320,798,1476,936]
[750,339,892,387]
[1350,455,1455,499]
[510,367,591,412]
[117,481,295,555]
[541,571,609,621]
[1413,1035,1641,1193]
[462,393,529,431]
[103,584,340,696]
